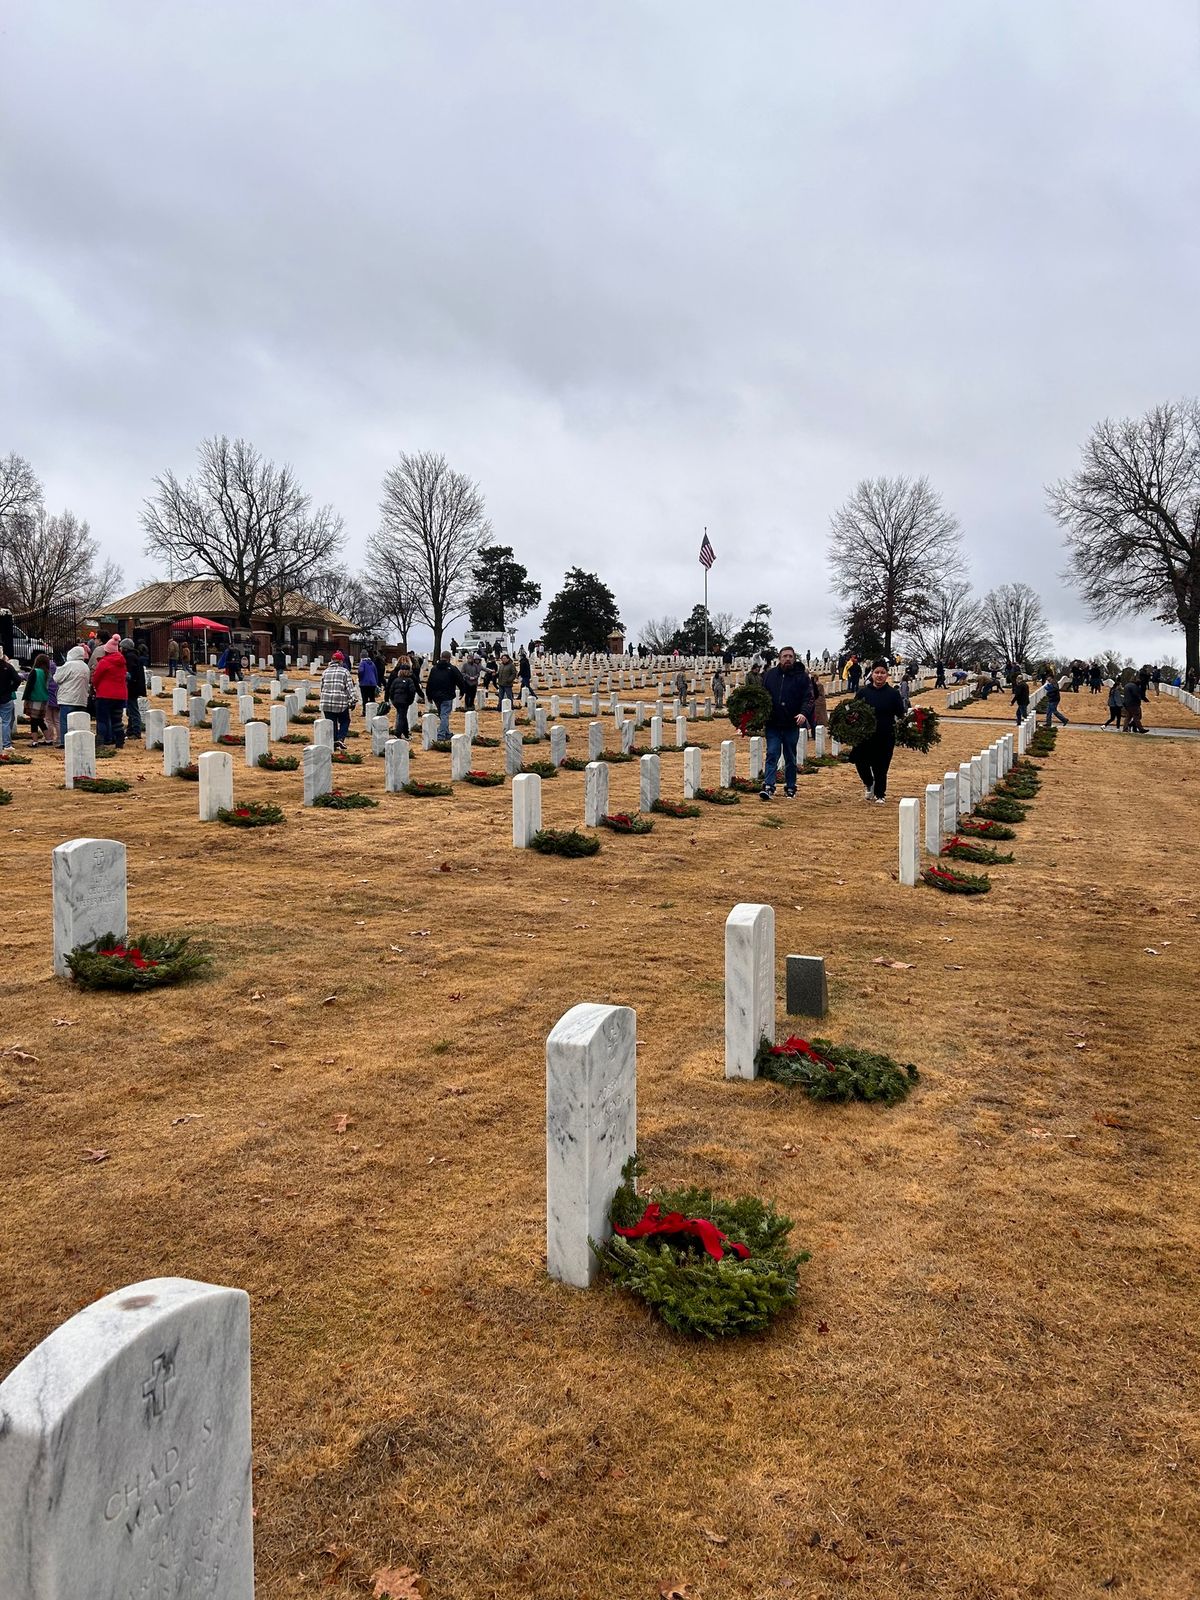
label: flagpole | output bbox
[703,526,709,658]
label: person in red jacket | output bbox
[90,636,128,749]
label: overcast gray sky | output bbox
[3,1,1198,660]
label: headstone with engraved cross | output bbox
[0,1276,254,1599]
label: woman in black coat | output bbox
[852,660,906,804]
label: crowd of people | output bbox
[0,633,149,751]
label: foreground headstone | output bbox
[584,760,609,827]
[384,738,410,792]
[924,783,942,856]
[63,729,96,789]
[66,710,90,734]
[512,771,542,847]
[0,1276,253,1600]
[303,744,332,806]
[198,751,233,821]
[748,736,765,781]
[545,1003,637,1289]
[683,747,701,799]
[898,798,920,886]
[725,902,775,1079]
[244,722,268,767]
[639,752,660,811]
[52,837,126,976]
[785,954,828,1018]
[720,739,735,787]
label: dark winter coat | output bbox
[761,663,816,732]
[387,672,418,714]
[123,653,147,699]
[425,661,466,704]
[854,682,906,743]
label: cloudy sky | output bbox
[3,1,1198,660]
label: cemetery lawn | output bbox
[2,710,1198,1599]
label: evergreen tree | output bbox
[541,567,622,652]
[729,602,772,657]
[467,544,541,631]
[671,604,727,654]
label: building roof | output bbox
[107,579,355,630]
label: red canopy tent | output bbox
[173,616,230,632]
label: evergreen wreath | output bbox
[974,796,1026,823]
[521,732,544,745]
[599,750,637,763]
[73,775,130,794]
[314,789,380,809]
[401,779,452,797]
[997,774,1038,799]
[521,760,559,778]
[725,680,772,736]
[0,786,11,805]
[560,756,590,771]
[651,797,701,818]
[279,734,310,745]
[430,738,453,752]
[529,827,600,857]
[217,801,285,827]
[332,750,363,764]
[472,735,501,748]
[258,753,299,771]
[593,1156,808,1339]
[599,811,654,833]
[829,698,877,746]
[94,745,120,759]
[729,775,761,793]
[463,770,504,786]
[0,751,32,765]
[174,763,199,780]
[958,816,1016,840]
[921,863,992,894]
[941,836,1014,865]
[65,932,212,991]
[693,786,740,804]
[756,1035,919,1105]
[895,705,941,752]
[217,733,244,746]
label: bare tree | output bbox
[980,582,1052,665]
[362,534,424,649]
[375,452,490,655]
[828,476,964,653]
[300,567,388,635]
[0,453,42,532]
[903,579,984,664]
[1048,400,1200,674]
[0,505,123,614]
[141,436,343,627]
[639,615,680,653]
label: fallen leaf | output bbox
[250,990,266,1002]
[53,1018,77,1027]
[1143,948,1159,956]
[872,957,914,970]
[1094,1112,1128,1129]
[3,1049,39,1063]
[171,1114,203,1126]
[439,861,451,872]
[659,1583,691,1600]
[409,930,431,938]
[371,1568,427,1599]
[816,1319,830,1334]
[81,1148,109,1163]
[267,1039,287,1046]
[701,1527,729,1545]
[333,1113,354,1134]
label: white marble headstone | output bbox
[587,721,605,761]
[384,738,410,792]
[512,771,542,847]
[63,729,95,789]
[0,1277,254,1600]
[545,1003,637,1289]
[303,744,332,806]
[682,747,701,799]
[898,798,920,886]
[549,725,567,767]
[583,760,609,827]
[639,752,660,811]
[163,725,191,778]
[724,902,775,1079]
[504,728,524,776]
[52,837,127,976]
[244,722,268,767]
[719,739,735,788]
[199,751,233,821]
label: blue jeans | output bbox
[59,706,83,742]
[436,698,454,739]
[1044,703,1067,726]
[764,725,799,791]
[126,700,143,739]
[0,701,13,749]
[328,708,350,745]
[95,699,126,747]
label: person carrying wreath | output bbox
[852,659,905,804]
[759,646,814,800]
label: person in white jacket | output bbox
[52,646,91,743]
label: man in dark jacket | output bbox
[852,659,907,803]
[759,646,815,800]
[425,652,467,739]
[120,639,147,740]
[1011,676,1030,726]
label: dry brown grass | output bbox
[2,696,1198,1599]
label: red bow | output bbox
[614,1202,750,1261]
[98,943,159,970]
[736,711,753,736]
[770,1035,825,1063]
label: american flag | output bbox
[699,532,715,570]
